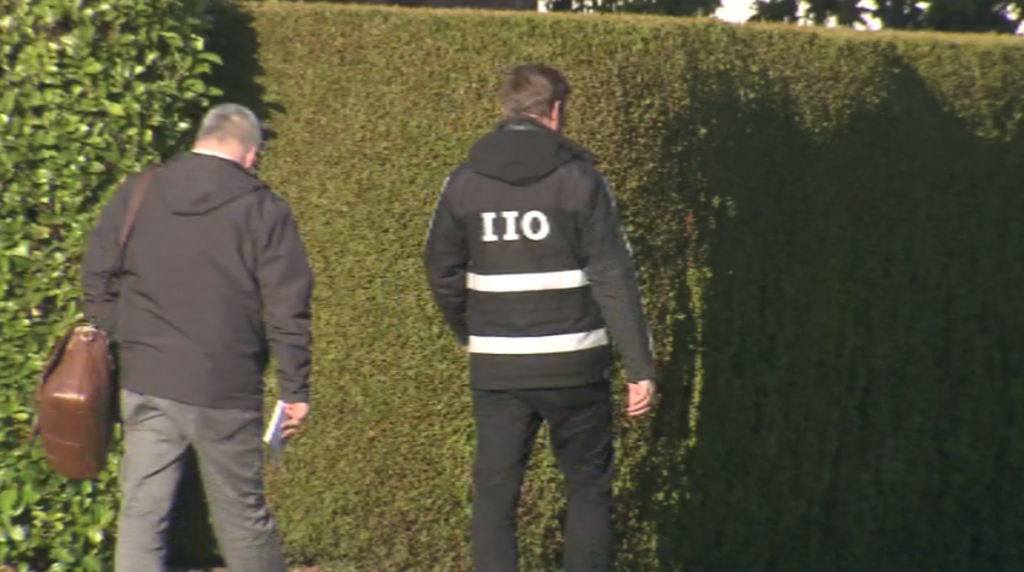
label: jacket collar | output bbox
[497,116,595,164]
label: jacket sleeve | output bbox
[255,195,314,404]
[579,175,657,383]
[81,178,133,331]
[423,176,469,346]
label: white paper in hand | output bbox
[263,400,287,459]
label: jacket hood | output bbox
[162,152,262,216]
[467,118,593,186]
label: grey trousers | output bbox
[115,390,287,572]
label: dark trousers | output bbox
[471,380,614,572]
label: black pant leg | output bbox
[530,381,615,572]
[471,389,544,572]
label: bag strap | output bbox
[115,165,158,269]
[31,166,159,439]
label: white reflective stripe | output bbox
[467,269,589,293]
[468,328,609,355]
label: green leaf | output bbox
[182,78,206,94]
[97,506,115,527]
[82,555,103,572]
[0,488,17,512]
[160,32,184,49]
[86,526,104,545]
[53,546,76,563]
[198,51,223,65]
[106,102,125,116]
[82,60,103,74]
[20,482,38,505]
[5,241,30,259]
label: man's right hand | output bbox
[626,380,655,416]
[281,402,310,438]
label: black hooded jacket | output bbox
[423,118,655,389]
[82,152,313,410]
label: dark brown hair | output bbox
[499,64,571,119]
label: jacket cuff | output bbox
[279,386,310,404]
[626,362,657,384]
[452,327,469,347]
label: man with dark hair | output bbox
[423,64,657,572]
[83,103,312,572]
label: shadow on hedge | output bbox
[205,1,287,142]
[622,51,1024,572]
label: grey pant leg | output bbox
[115,390,190,572]
[186,403,287,572]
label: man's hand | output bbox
[626,380,655,416]
[281,402,310,439]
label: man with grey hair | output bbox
[82,103,313,572]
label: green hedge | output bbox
[0,0,219,569]
[210,5,1024,571]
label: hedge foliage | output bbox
[0,0,219,569]
[213,5,1024,571]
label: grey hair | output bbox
[195,103,262,149]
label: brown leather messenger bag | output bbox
[32,166,157,480]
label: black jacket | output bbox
[82,152,313,410]
[423,118,655,389]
